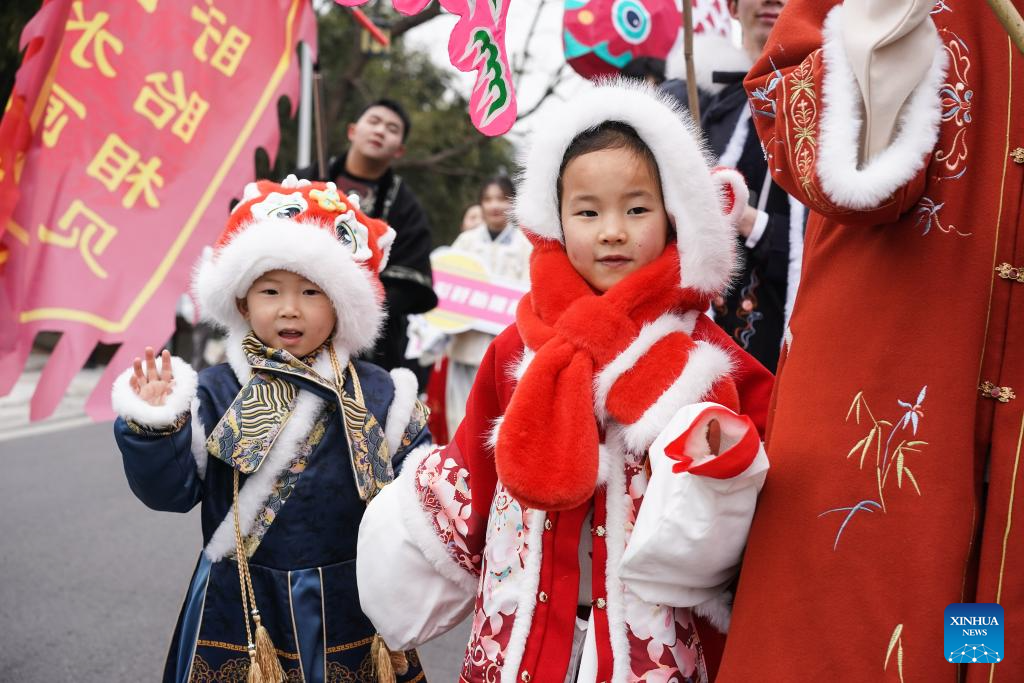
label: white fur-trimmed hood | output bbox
[193,217,385,357]
[514,77,747,294]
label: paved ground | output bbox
[0,360,470,682]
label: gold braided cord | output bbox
[232,470,256,652]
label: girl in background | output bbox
[445,175,532,437]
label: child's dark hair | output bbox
[357,98,412,142]
[556,121,662,208]
[479,175,516,203]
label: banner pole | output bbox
[682,0,701,125]
[312,62,327,180]
[297,42,313,169]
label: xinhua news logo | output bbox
[945,603,1004,664]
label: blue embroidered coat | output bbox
[114,359,430,683]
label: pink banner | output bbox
[0,0,316,421]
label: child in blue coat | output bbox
[113,176,429,683]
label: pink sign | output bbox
[425,248,528,336]
[0,0,316,421]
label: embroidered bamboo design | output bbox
[819,387,929,549]
[884,624,905,683]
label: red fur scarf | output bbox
[496,238,740,511]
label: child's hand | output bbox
[130,347,175,406]
[706,418,721,457]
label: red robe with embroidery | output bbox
[719,2,1024,681]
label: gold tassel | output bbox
[372,634,396,683]
[253,612,285,683]
[390,649,409,676]
[246,650,266,683]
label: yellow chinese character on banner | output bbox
[67,1,124,78]
[86,134,165,209]
[42,84,87,148]
[37,200,118,279]
[138,0,158,11]
[191,0,251,77]
[133,71,209,143]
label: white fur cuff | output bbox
[396,444,480,594]
[111,356,198,430]
[384,367,419,458]
[817,5,948,210]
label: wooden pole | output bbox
[985,0,1024,55]
[682,0,701,125]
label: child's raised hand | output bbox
[130,347,175,406]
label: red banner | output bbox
[0,0,316,421]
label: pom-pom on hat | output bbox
[514,77,748,295]
[194,174,396,358]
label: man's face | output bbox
[347,106,406,163]
[730,0,786,53]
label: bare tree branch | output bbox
[396,135,490,169]
[392,3,443,37]
[515,63,567,122]
[326,4,443,126]
[513,0,549,84]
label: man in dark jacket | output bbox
[297,99,437,387]
[662,0,801,372]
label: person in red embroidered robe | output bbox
[717,1,1024,681]
[355,79,776,683]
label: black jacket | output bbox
[701,73,805,373]
[296,153,438,384]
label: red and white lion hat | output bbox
[514,77,747,294]
[194,175,396,359]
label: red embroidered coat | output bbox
[719,2,1024,681]
[358,314,772,683]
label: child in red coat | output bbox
[358,79,774,683]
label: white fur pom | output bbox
[711,168,749,230]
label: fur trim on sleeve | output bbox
[396,444,480,594]
[620,341,735,454]
[111,356,198,430]
[190,399,208,480]
[385,367,420,457]
[816,5,948,210]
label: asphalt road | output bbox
[0,421,469,682]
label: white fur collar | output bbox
[204,340,344,562]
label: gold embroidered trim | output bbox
[325,636,374,654]
[195,638,301,660]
